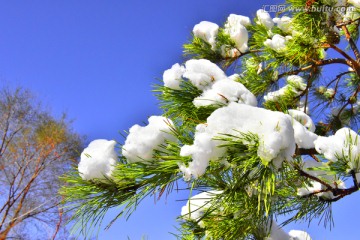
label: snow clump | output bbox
[193,21,219,50]
[78,139,117,180]
[163,59,257,108]
[122,116,175,163]
[256,9,274,29]
[193,74,257,107]
[224,14,250,53]
[179,103,296,180]
[163,63,185,90]
[183,59,227,90]
[314,127,360,171]
[181,190,222,228]
[266,221,312,240]
[163,59,226,90]
[264,34,292,52]
[288,109,318,149]
[264,75,307,102]
[273,16,292,33]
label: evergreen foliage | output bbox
[60,0,360,239]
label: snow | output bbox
[288,110,315,132]
[78,139,117,180]
[179,103,296,180]
[266,221,312,240]
[183,59,227,90]
[264,34,291,52]
[224,14,249,53]
[288,230,312,240]
[122,116,176,163]
[179,123,224,180]
[226,13,251,27]
[297,180,323,197]
[193,74,257,107]
[181,190,222,227]
[193,21,219,50]
[288,110,318,149]
[291,119,317,149]
[264,75,306,102]
[297,179,346,199]
[314,127,360,166]
[287,75,307,90]
[297,161,346,199]
[163,63,185,90]
[256,9,274,29]
[162,59,226,91]
[273,16,292,33]
[266,221,289,240]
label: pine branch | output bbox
[325,43,357,67]
[340,25,360,63]
[277,58,350,81]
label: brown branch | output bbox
[297,148,318,156]
[295,165,333,190]
[326,71,352,88]
[336,17,360,28]
[350,170,359,189]
[326,43,358,67]
[311,58,350,66]
[278,65,314,79]
[296,166,360,202]
[300,66,317,113]
[293,158,360,203]
[51,202,63,240]
[342,25,360,61]
[0,145,51,238]
[277,58,350,80]
[322,185,359,202]
[0,168,42,238]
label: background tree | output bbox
[0,87,82,240]
[61,0,360,239]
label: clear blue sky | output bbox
[0,1,359,239]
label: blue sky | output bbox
[0,0,360,239]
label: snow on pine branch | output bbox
[297,161,346,200]
[180,190,222,228]
[288,109,318,149]
[78,139,117,180]
[193,21,219,50]
[193,13,250,57]
[315,127,360,175]
[122,116,176,163]
[66,2,360,239]
[179,102,296,180]
[267,221,312,240]
[264,75,307,102]
[193,74,257,108]
[163,59,257,108]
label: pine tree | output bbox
[60,0,360,239]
